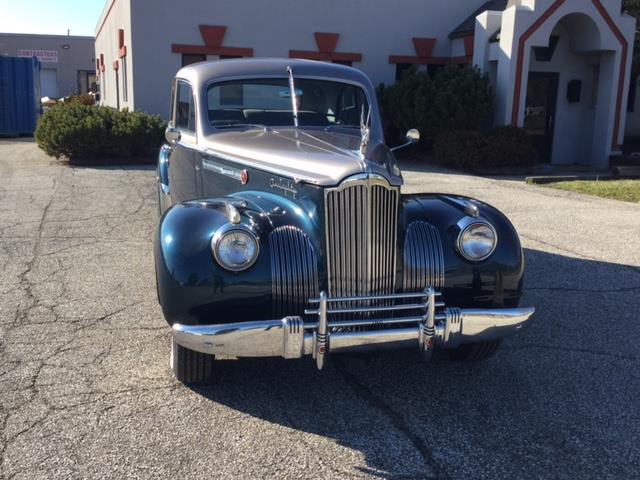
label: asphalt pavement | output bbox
[1,139,639,479]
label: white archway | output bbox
[473,0,636,168]
[523,12,613,166]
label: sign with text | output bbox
[17,49,58,63]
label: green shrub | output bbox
[65,94,96,105]
[376,83,402,145]
[434,130,489,170]
[434,126,537,171]
[382,65,494,147]
[485,126,538,168]
[35,104,166,161]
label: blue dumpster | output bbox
[0,57,41,136]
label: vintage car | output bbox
[155,58,535,384]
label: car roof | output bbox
[175,57,374,91]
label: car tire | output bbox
[170,337,216,385]
[447,339,502,361]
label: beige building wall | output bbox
[96,0,490,118]
[95,0,134,110]
[95,0,638,168]
[0,33,95,98]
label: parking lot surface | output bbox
[1,140,639,479]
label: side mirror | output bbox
[165,122,181,144]
[391,129,420,152]
[405,129,420,144]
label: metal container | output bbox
[0,57,41,136]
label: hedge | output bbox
[35,104,166,162]
[378,65,494,146]
[434,126,538,171]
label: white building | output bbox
[95,0,637,167]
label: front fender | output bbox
[155,192,321,326]
[400,194,524,308]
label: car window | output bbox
[176,81,195,131]
[206,78,368,129]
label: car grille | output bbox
[324,175,400,304]
[403,221,445,292]
[269,226,319,319]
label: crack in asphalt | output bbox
[335,359,451,480]
[0,162,162,478]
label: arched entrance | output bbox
[523,13,614,166]
[474,0,635,169]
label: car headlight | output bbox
[212,227,259,271]
[457,221,497,262]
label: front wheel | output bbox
[447,340,502,361]
[170,337,216,385]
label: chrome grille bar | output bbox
[308,291,441,303]
[304,302,438,316]
[325,174,400,312]
[403,221,445,292]
[270,226,319,318]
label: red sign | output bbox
[17,49,58,63]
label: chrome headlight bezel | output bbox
[456,217,498,262]
[211,224,260,272]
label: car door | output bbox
[168,79,200,203]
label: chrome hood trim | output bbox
[199,128,396,186]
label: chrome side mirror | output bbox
[391,129,420,152]
[165,122,181,144]
[405,129,420,144]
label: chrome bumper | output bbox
[171,289,534,370]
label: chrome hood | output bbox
[199,128,402,187]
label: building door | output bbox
[40,69,58,98]
[77,70,97,94]
[524,72,559,163]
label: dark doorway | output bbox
[524,72,559,162]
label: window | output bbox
[175,81,195,131]
[114,67,120,109]
[122,58,128,102]
[182,54,206,67]
[77,70,97,94]
[207,78,369,129]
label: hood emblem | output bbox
[270,178,298,199]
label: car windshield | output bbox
[207,78,369,130]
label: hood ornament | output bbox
[286,66,299,129]
[359,104,371,159]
